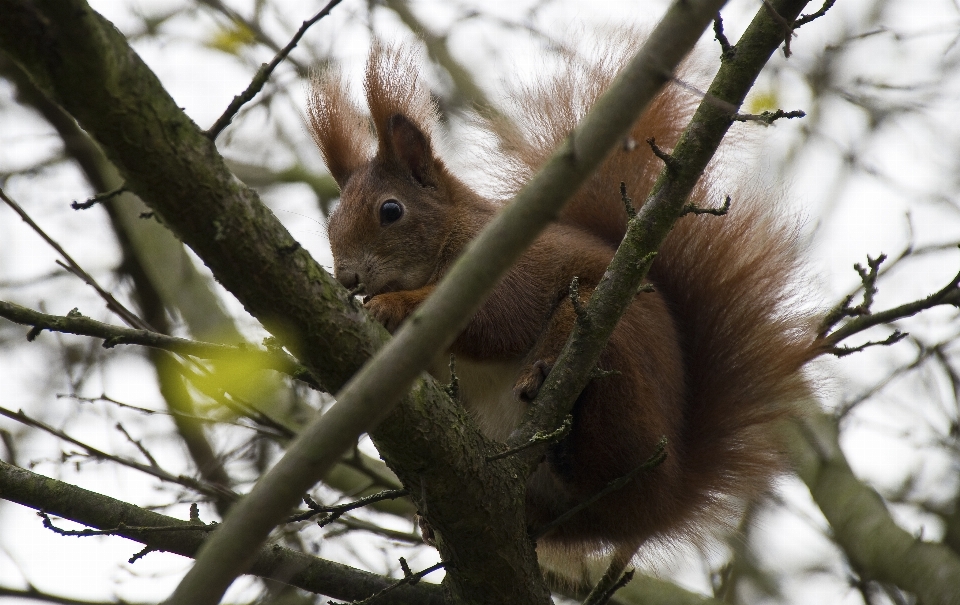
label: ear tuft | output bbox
[387,113,437,188]
[307,68,372,187]
[364,42,440,188]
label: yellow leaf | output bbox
[746,90,779,115]
[207,23,256,55]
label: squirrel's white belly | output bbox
[428,356,526,442]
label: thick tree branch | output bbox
[0,461,443,605]
[783,411,960,605]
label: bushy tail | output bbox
[488,37,819,544]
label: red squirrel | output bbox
[308,42,817,562]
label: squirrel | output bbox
[308,41,818,565]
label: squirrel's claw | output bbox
[364,293,408,332]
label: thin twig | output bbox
[821,265,960,349]
[829,330,907,358]
[327,517,422,543]
[71,185,127,210]
[0,187,146,329]
[114,422,160,468]
[0,585,148,605]
[682,194,732,216]
[713,13,735,60]
[569,277,588,324]
[795,0,837,28]
[620,182,636,219]
[819,254,887,337]
[732,109,806,124]
[327,559,444,605]
[445,354,459,401]
[206,0,343,139]
[287,489,409,525]
[646,137,681,172]
[582,564,635,605]
[38,510,216,537]
[0,299,321,389]
[532,437,667,540]
[762,0,796,57]
[0,405,238,502]
[485,416,573,462]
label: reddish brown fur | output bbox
[309,41,817,561]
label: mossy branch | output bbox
[0,460,442,605]
[784,411,960,605]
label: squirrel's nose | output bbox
[335,267,359,290]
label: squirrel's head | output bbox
[326,113,453,296]
[309,43,453,297]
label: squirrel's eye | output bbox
[379,199,404,225]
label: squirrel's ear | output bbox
[307,69,371,188]
[386,113,438,188]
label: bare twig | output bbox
[206,0,343,139]
[821,266,960,351]
[327,517,421,543]
[70,184,127,210]
[569,277,588,324]
[114,422,160,468]
[646,137,681,172]
[532,437,667,540]
[829,330,907,358]
[0,187,146,329]
[795,0,837,28]
[682,194,732,216]
[485,416,573,462]
[762,0,796,56]
[0,585,147,605]
[733,108,806,124]
[38,510,216,537]
[820,254,887,337]
[445,354,459,401]
[713,13,735,60]
[620,182,637,219]
[0,300,321,389]
[328,559,444,605]
[0,405,238,502]
[582,566,635,605]
[287,489,409,525]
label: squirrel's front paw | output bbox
[364,293,410,332]
[514,359,553,402]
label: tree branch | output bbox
[0,405,238,503]
[0,300,320,388]
[0,460,443,605]
[510,0,817,456]
[820,265,960,352]
[783,411,960,605]
[205,0,343,139]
